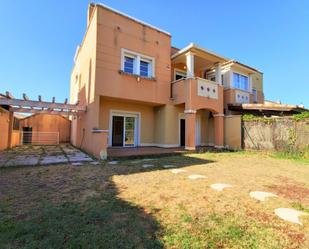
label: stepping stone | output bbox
[130,160,142,164]
[90,161,100,165]
[108,161,118,165]
[163,165,175,168]
[40,156,68,165]
[275,208,309,225]
[188,174,207,180]
[210,183,232,191]
[249,191,277,201]
[170,169,186,174]
[142,164,154,168]
[71,162,83,166]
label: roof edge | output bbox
[95,3,171,36]
[171,42,230,61]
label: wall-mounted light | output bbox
[137,76,141,82]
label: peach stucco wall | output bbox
[70,6,100,153]
[20,114,71,143]
[99,98,155,145]
[11,131,20,147]
[224,115,241,149]
[0,107,19,150]
[95,5,172,105]
[172,78,224,114]
[0,107,10,150]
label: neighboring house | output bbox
[70,3,264,158]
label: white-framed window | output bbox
[174,69,186,81]
[124,56,134,74]
[121,49,155,78]
[232,72,249,91]
[252,89,257,102]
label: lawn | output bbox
[0,152,308,248]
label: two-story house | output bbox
[70,3,264,158]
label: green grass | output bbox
[0,195,163,249]
[271,149,309,164]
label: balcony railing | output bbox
[170,77,223,112]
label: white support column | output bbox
[186,52,195,78]
[215,63,222,85]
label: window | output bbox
[121,49,154,78]
[174,70,186,80]
[13,118,19,130]
[140,60,150,77]
[124,56,134,74]
[233,72,249,91]
[252,89,257,102]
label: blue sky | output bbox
[0,0,308,107]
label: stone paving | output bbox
[0,144,95,167]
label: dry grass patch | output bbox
[0,152,309,248]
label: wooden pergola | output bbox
[0,92,86,116]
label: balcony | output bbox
[171,77,223,114]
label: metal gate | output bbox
[20,131,60,145]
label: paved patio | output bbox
[107,146,188,159]
[0,144,95,167]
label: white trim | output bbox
[184,109,196,114]
[96,3,171,36]
[171,42,230,61]
[109,110,141,147]
[185,146,196,150]
[213,113,224,117]
[121,48,155,77]
[174,69,187,81]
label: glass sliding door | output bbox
[111,113,137,147]
[112,116,124,146]
[124,116,135,147]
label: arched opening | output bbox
[195,109,216,147]
[183,107,224,150]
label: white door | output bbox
[195,115,201,146]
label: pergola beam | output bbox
[0,98,85,111]
[23,93,29,101]
[10,107,81,116]
[5,91,14,99]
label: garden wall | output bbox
[242,117,309,151]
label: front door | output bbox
[112,115,137,147]
[180,119,185,146]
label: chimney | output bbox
[87,3,96,26]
